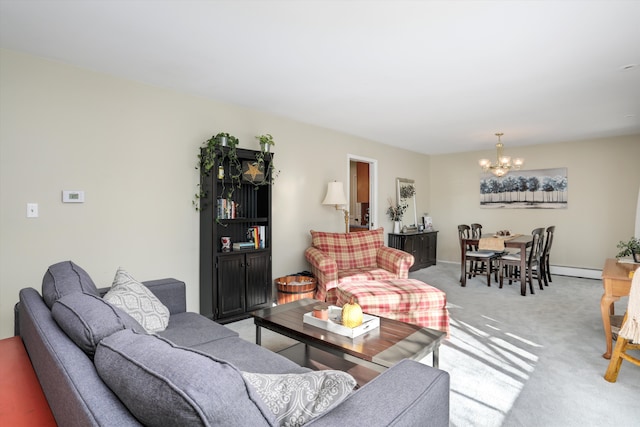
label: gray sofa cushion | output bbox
[42,260,100,309]
[51,292,145,357]
[157,312,238,347]
[242,371,356,426]
[94,329,277,427]
[193,336,311,374]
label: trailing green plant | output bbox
[250,134,280,188]
[616,236,640,259]
[193,132,242,211]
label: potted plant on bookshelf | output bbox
[250,134,280,188]
[193,132,242,211]
[616,237,640,263]
[212,132,239,148]
[387,198,407,234]
[256,134,275,153]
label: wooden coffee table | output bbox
[252,299,446,385]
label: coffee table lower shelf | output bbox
[277,342,381,387]
[252,299,446,387]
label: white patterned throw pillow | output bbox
[242,370,356,426]
[103,268,170,333]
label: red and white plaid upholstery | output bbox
[304,228,414,302]
[335,278,450,336]
[311,228,383,270]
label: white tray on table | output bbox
[303,305,380,339]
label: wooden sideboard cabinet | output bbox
[388,231,438,271]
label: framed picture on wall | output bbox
[480,168,568,209]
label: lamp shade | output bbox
[322,181,347,205]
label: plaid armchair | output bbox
[304,228,415,303]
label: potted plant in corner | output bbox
[387,198,407,234]
[616,237,640,263]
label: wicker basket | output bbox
[275,275,317,305]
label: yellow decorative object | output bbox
[630,270,635,279]
[342,297,363,328]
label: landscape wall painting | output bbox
[480,168,568,209]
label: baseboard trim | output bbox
[438,260,602,280]
[549,265,602,280]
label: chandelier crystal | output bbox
[478,132,524,177]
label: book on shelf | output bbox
[252,226,258,249]
[246,226,267,249]
[233,242,255,251]
[259,225,265,249]
[216,198,237,219]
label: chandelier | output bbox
[478,132,524,177]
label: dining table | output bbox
[460,233,534,295]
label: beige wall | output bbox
[430,135,640,269]
[0,49,431,339]
[2,49,639,340]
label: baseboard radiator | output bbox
[440,260,602,280]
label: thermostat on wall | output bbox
[62,190,85,203]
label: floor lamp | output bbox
[322,181,350,233]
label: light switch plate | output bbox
[27,203,38,218]
[62,190,85,203]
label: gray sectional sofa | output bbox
[16,261,450,426]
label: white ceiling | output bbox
[1,1,639,155]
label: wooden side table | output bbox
[600,258,636,359]
[0,336,56,426]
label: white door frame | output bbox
[347,154,378,230]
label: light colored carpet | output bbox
[227,263,640,427]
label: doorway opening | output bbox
[347,155,377,232]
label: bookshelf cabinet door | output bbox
[245,251,271,311]
[217,254,246,318]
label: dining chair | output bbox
[604,267,640,382]
[540,226,555,286]
[469,223,485,276]
[499,227,545,295]
[469,223,503,281]
[458,224,500,286]
[470,223,482,239]
[458,224,472,281]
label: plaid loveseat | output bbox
[304,228,414,303]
